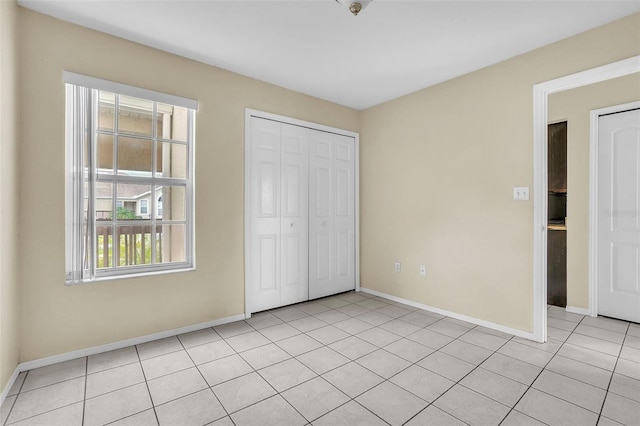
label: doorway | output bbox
[532,55,640,343]
[547,121,567,308]
[244,109,360,317]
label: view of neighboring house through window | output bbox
[65,72,197,283]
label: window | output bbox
[65,72,197,283]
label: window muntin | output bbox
[65,74,196,283]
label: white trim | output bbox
[360,287,535,341]
[589,101,640,318]
[533,55,640,342]
[244,109,360,317]
[566,305,590,316]
[16,313,245,373]
[0,367,21,407]
[63,71,198,110]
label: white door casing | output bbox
[245,110,359,316]
[596,108,640,323]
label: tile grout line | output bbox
[81,357,88,426]
[134,345,160,426]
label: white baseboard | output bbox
[360,287,536,341]
[566,305,590,316]
[0,312,245,407]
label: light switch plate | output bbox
[513,187,530,201]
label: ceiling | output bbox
[18,0,640,110]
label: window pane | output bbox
[157,104,188,142]
[156,142,187,179]
[116,224,153,266]
[157,224,186,263]
[96,225,113,268]
[115,183,150,219]
[97,134,114,173]
[94,182,113,221]
[117,136,152,176]
[98,91,115,132]
[118,95,154,136]
[157,186,186,221]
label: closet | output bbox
[245,112,357,314]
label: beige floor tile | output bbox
[88,346,139,374]
[224,331,270,352]
[244,312,283,330]
[186,340,235,365]
[141,350,194,380]
[84,382,153,426]
[417,351,475,382]
[620,345,640,363]
[441,339,493,365]
[281,377,349,422]
[317,297,351,309]
[270,306,308,322]
[390,364,454,402]
[608,373,640,403]
[177,328,221,349]
[213,321,254,338]
[532,370,606,413]
[306,325,350,345]
[86,362,145,398]
[501,410,546,426]
[383,338,434,363]
[258,323,301,342]
[7,372,27,396]
[548,317,579,331]
[546,355,613,389]
[297,347,350,375]
[575,324,626,345]
[434,384,510,426]
[258,358,317,392]
[547,306,584,323]
[328,336,377,360]
[458,329,509,351]
[426,320,469,338]
[581,316,629,334]
[312,400,387,426]
[322,362,384,398]
[379,319,421,337]
[8,377,85,424]
[355,310,393,326]
[375,304,412,318]
[275,334,323,357]
[313,309,351,324]
[239,343,290,370]
[460,367,527,407]
[147,367,208,406]
[332,318,373,335]
[198,354,253,387]
[498,341,553,368]
[1,395,16,425]
[335,303,370,317]
[356,381,427,426]
[155,388,226,426]
[109,409,158,426]
[231,395,306,426]
[548,326,572,341]
[296,302,331,315]
[405,405,466,426]
[406,328,454,350]
[567,333,622,357]
[356,349,411,379]
[515,388,598,426]
[21,358,86,392]
[137,337,183,360]
[9,401,83,426]
[600,392,640,426]
[355,299,389,311]
[615,358,640,381]
[625,335,640,350]
[397,311,439,328]
[480,353,542,385]
[512,336,563,354]
[356,327,401,347]
[557,343,618,371]
[288,315,328,333]
[212,372,276,414]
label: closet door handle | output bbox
[322,221,327,227]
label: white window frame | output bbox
[65,72,197,284]
[139,199,149,216]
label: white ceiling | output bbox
[18,0,640,110]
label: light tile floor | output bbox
[2,292,639,426]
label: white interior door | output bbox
[309,130,356,299]
[597,108,640,322]
[280,124,309,306]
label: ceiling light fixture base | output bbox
[335,0,372,16]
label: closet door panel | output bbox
[333,134,356,292]
[280,124,309,306]
[250,118,281,312]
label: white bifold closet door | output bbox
[309,130,356,299]
[249,118,309,312]
[248,116,355,313]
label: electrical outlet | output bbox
[394,262,401,273]
[419,265,426,276]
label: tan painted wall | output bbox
[359,13,640,332]
[18,8,359,361]
[549,74,640,310]
[0,0,21,391]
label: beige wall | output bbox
[549,74,640,310]
[359,13,640,332]
[18,8,359,361]
[0,0,20,391]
